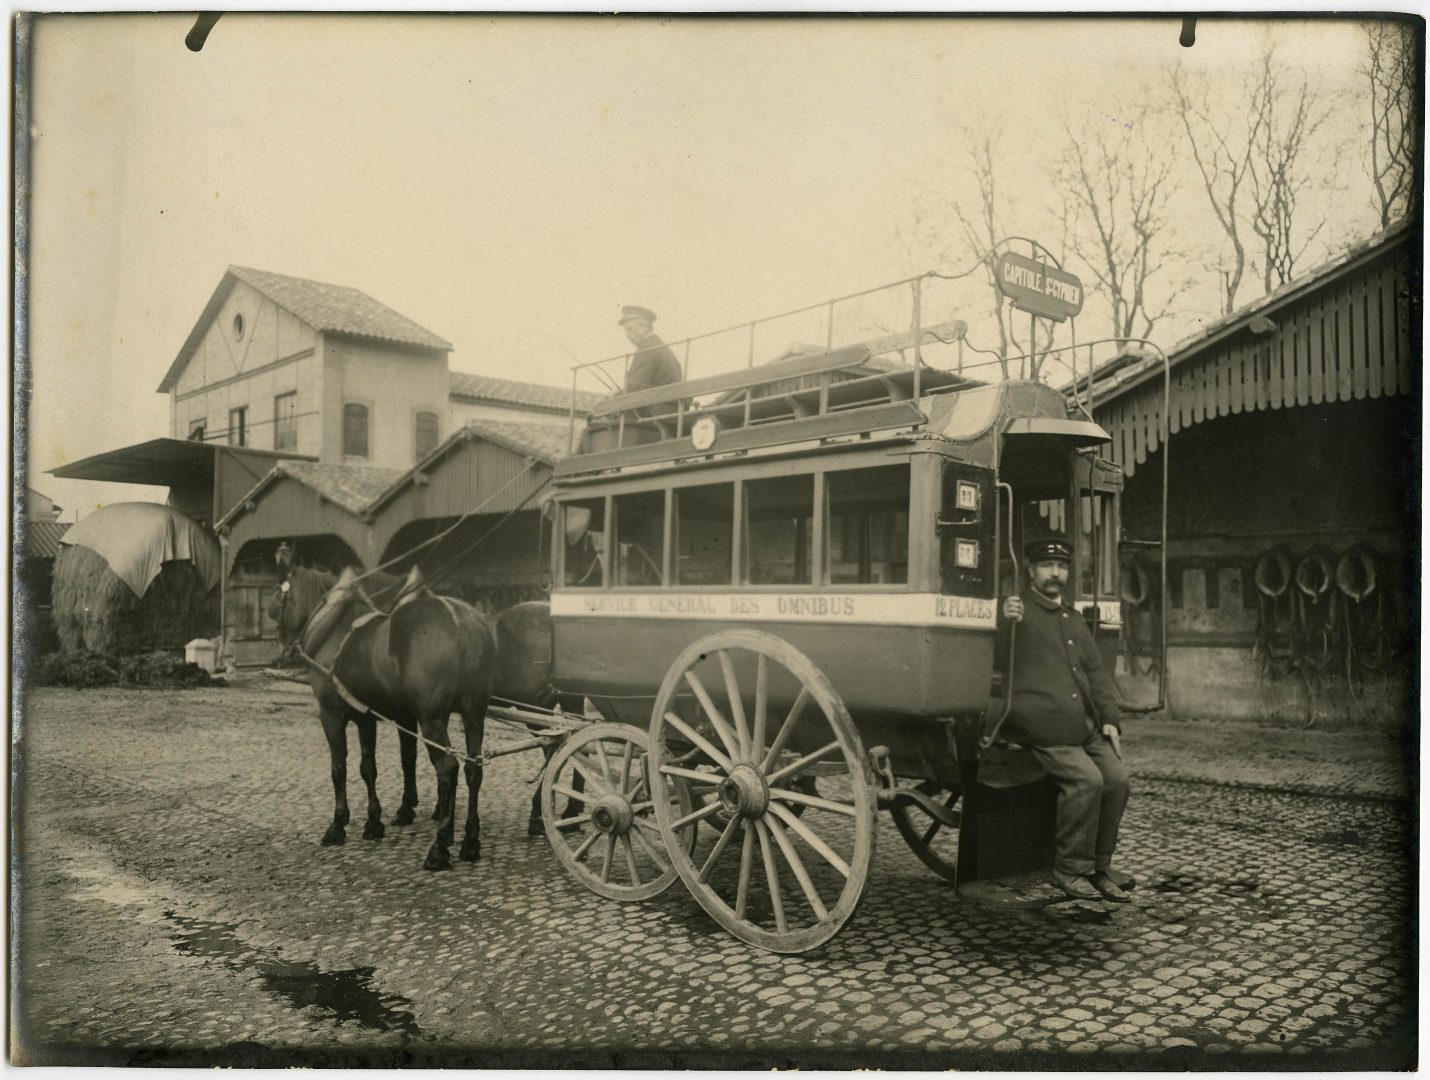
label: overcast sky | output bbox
[23,14,1380,518]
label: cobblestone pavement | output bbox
[12,682,1415,1068]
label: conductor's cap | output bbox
[1024,534,1074,564]
[618,305,657,326]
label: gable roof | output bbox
[366,417,573,516]
[217,460,404,528]
[158,266,453,392]
[449,371,604,414]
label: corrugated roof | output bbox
[27,520,69,560]
[1071,218,1414,405]
[229,266,453,352]
[273,462,406,516]
[449,371,604,413]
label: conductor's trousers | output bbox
[1029,721,1130,877]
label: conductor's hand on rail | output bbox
[1002,595,1024,622]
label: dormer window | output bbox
[232,313,245,339]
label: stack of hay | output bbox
[50,502,221,657]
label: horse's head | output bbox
[270,565,355,654]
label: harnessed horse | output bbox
[271,564,497,871]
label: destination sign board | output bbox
[994,252,1084,322]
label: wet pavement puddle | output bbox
[163,913,423,1038]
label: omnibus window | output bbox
[674,483,734,586]
[614,491,665,587]
[743,475,813,585]
[562,499,605,587]
[826,465,909,585]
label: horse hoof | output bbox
[392,807,416,827]
[321,828,346,846]
[527,817,544,837]
[459,840,481,862]
[363,821,386,841]
[423,850,451,871]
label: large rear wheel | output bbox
[648,630,876,953]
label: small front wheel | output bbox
[542,723,691,901]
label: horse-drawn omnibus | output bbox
[526,287,1162,953]
[274,266,1166,953]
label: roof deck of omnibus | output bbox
[555,345,984,481]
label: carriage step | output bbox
[876,787,962,828]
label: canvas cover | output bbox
[60,502,221,598]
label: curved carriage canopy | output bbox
[553,419,1118,607]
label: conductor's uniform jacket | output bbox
[999,589,1122,747]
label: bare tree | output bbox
[1245,51,1336,290]
[1363,20,1417,228]
[1171,64,1270,315]
[1059,111,1184,347]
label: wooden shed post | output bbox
[218,530,232,673]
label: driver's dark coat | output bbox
[624,332,682,393]
[997,588,1122,747]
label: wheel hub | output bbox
[590,793,633,835]
[717,763,770,818]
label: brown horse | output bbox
[271,565,496,870]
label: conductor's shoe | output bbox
[1101,867,1137,891]
[1052,871,1103,901]
[1090,872,1132,903]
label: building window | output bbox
[743,475,813,585]
[232,313,245,339]
[674,483,733,586]
[343,402,369,458]
[188,419,206,441]
[414,411,440,460]
[825,465,909,585]
[228,406,248,447]
[274,392,298,451]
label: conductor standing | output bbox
[1000,533,1135,902]
[618,305,683,394]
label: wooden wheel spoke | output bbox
[593,739,615,787]
[760,688,810,771]
[663,712,734,773]
[622,836,642,885]
[629,823,669,869]
[919,818,944,846]
[769,786,856,817]
[717,650,751,760]
[735,822,755,918]
[754,820,788,933]
[553,813,593,831]
[617,740,635,799]
[751,654,768,766]
[659,764,722,786]
[552,782,588,804]
[671,798,725,833]
[683,671,742,762]
[764,814,830,921]
[767,802,850,878]
[766,740,842,786]
[573,830,600,861]
[567,755,614,795]
[599,834,616,883]
[698,815,744,883]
